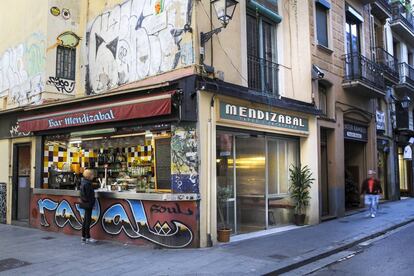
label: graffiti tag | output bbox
[9,122,31,138]
[47,77,75,93]
[150,203,193,216]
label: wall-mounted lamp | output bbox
[200,0,238,72]
[401,95,411,109]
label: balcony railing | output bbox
[373,47,399,81]
[391,1,414,31]
[343,53,385,91]
[376,0,392,13]
[398,62,414,87]
[247,55,279,96]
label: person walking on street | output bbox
[80,169,97,244]
[361,169,382,218]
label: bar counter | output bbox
[32,188,200,201]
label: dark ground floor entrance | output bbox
[344,140,366,210]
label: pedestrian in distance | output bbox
[80,169,97,244]
[361,169,382,218]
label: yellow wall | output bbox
[196,0,312,103]
[0,139,10,223]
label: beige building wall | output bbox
[310,0,380,217]
[0,0,47,108]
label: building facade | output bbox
[310,0,414,219]
[5,0,414,248]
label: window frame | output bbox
[246,9,279,95]
[315,1,330,48]
[56,45,76,81]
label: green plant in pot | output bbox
[289,164,314,226]
[217,185,232,242]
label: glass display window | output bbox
[42,128,171,193]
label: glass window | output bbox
[315,3,329,47]
[319,83,328,115]
[247,12,278,95]
[345,13,361,55]
[42,128,171,193]
[216,132,235,232]
[56,46,76,80]
[268,138,299,195]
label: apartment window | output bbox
[56,46,76,80]
[318,83,328,115]
[315,0,330,48]
[247,12,278,95]
[345,5,362,55]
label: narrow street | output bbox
[288,222,414,276]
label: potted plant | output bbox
[217,185,232,242]
[289,164,314,226]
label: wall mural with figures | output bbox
[31,194,199,248]
[86,0,193,94]
[171,124,198,193]
[0,33,46,106]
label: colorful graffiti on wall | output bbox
[171,124,199,193]
[86,0,193,94]
[31,194,198,248]
[0,33,46,106]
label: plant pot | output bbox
[294,214,306,226]
[217,228,232,242]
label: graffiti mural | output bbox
[46,77,75,93]
[0,33,46,106]
[171,124,199,193]
[86,0,193,94]
[32,195,198,248]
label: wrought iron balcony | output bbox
[395,62,414,96]
[342,53,385,97]
[373,47,399,84]
[371,0,392,20]
[247,55,279,96]
[390,1,414,45]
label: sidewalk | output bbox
[1,199,414,275]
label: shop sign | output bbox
[219,102,309,132]
[18,93,172,132]
[376,110,385,131]
[344,122,368,141]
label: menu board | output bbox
[155,137,171,190]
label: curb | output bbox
[264,216,414,275]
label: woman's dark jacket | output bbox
[80,178,95,209]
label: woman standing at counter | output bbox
[80,169,96,244]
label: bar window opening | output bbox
[42,127,172,193]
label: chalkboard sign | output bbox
[155,137,171,190]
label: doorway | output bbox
[320,128,329,217]
[216,129,299,235]
[12,144,31,224]
[344,140,366,210]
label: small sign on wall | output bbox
[344,122,368,142]
[404,145,412,160]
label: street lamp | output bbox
[401,95,411,109]
[212,0,238,27]
[200,0,239,72]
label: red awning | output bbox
[18,91,173,132]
